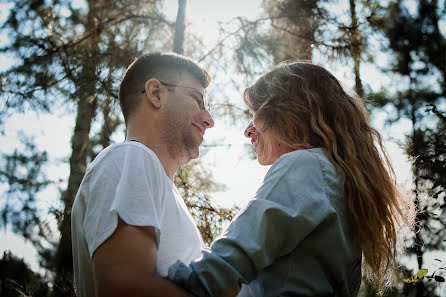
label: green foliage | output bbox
[0,0,170,125]
[380,0,446,243]
[1,1,445,296]
[175,159,239,245]
[405,265,446,285]
[1,0,172,294]
[405,268,429,284]
[0,251,50,297]
[0,2,243,295]
[360,265,443,297]
[0,135,52,241]
[369,1,446,295]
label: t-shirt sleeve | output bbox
[84,145,164,257]
[169,150,336,297]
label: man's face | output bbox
[160,72,214,164]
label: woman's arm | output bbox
[169,150,335,297]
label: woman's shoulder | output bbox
[263,148,324,183]
[273,148,327,171]
[269,148,344,197]
[278,148,339,172]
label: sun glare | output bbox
[163,0,262,42]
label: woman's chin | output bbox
[257,154,283,166]
[257,157,272,166]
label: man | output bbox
[71,52,214,297]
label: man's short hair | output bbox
[119,52,211,124]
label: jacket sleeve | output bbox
[169,150,335,297]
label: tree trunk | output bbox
[173,0,187,54]
[349,0,364,97]
[53,1,100,295]
[53,95,97,297]
[408,97,427,297]
[266,0,318,63]
[99,97,118,149]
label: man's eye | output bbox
[193,96,203,108]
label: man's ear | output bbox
[144,78,163,109]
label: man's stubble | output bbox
[160,107,199,165]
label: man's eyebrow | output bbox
[195,90,204,98]
[189,88,205,98]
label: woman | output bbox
[169,61,413,297]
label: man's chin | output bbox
[178,147,199,164]
[189,146,200,159]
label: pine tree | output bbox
[369,0,446,295]
[1,2,239,295]
[170,0,238,245]
[1,0,172,295]
[0,251,50,297]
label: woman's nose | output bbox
[244,121,255,138]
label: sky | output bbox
[0,0,444,293]
[0,0,411,262]
[0,0,271,273]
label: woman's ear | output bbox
[144,78,162,109]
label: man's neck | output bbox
[125,135,178,180]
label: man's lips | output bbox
[251,134,258,144]
[192,123,205,135]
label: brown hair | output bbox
[244,61,414,285]
[119,52,211,124]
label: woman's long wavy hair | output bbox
[244,61,414,285]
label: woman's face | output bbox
[244,119,294,166]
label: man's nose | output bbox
[202,110,214,129]
[244,121,255,138]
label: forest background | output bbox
[0,0,445,296]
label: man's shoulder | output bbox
[90,142,160,168]
[101,141,158,158]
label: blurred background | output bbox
[0,0,445,296]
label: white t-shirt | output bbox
[71,142,204,297]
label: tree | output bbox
[0,251,50,297]
[175,160,238,245]
[369,0,446,295]
[210,0,376,97]
[1,1,238,295]
[263,0,321,62]
[194,1,443,295]
[173,0,187,54]
[0,135,53,256]
[169,0,238,245]
[0,0,172,295]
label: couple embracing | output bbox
[71,52,413,297]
